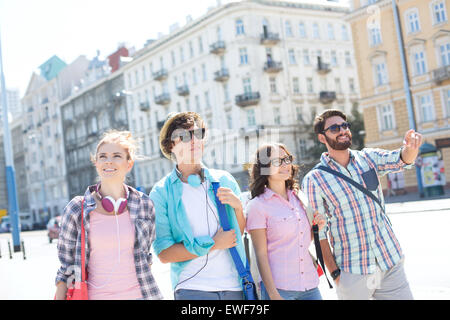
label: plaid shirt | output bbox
[55,185,163,300]
[302,148,413,275]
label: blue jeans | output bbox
[174,289,244,300]
[260,282,322,300]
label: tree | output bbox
[348,102,365,150]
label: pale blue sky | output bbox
[0,0,349,97]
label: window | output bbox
[414,51,427,75]
[335,78,342,93]
[179,47,185,63]
[189,41,194,58]
[142,66,147,82]
[293,77,300,94]
[445,89,450,118]
[288,49,296,64]
[303,49,310,65]
[274,107,281,125]
[313,23,320,39]
[349,78,355,92]
[299,139,307,158]
[239,48,249,65]
[380,104,395,131]
[192,67,198,85]
[223,84,230,102]
[236,19,245,35]
[226,112,233,129]
[135,70,140,86]
[345,51,352,66]
[341,25,349,41]
[204,91,211,108]
[369,26,382,46]
[327,24,335,40]
[247,109,256,126]
[202,64,207,81]
[198,36,204,53]
[307,78,314,93]
[419,94,435,122]
[432,1,447,24]
[269,77,277,93]
[195,95,201,112]
[440,43,450,66]
[375,62,388,85]
[243,78,252,93]
[406,9,420,33]
[296,105,303,121]
[285,21,293,37]
[331,50,337,66]
[299,22,307,38]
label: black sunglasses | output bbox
[271,155,293,167]
[173,128,206,143]
[322,122,351,134]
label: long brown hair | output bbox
[248,143,300,199]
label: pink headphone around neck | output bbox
[96,184,128,214]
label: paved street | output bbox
[1,196,449,300]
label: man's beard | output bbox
[325,133,352,151]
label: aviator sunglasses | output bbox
[322,122,351,134]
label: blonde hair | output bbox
[91,130,140,164]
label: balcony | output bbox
[260,32,280,45]
[177,85,190,96]
[264,61,283,73]
[140,101,150,112]
[317,57,331,75]
[319,91,337,104]
[156,120,165,130]
[214,68,230,82]
[152,68,168,81]
[154,93,171,106]
[235,92,261,107]
[432,65,450,84]
[209,41,226,55]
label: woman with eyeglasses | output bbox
[149,111,248,300]
[246,143,326,300]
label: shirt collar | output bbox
[320,149,356,167]
[168,163,215,185]
[84,183,132,207]
[261,187,295,200]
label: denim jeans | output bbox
[174,289,244,300]
[260,282,322,300]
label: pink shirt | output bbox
[87,210,143,300]
[246,188,319,291]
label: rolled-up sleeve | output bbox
[362,147,414,177]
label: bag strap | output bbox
[211,182,253,285]
[312,224,333,289]
[316,165,385,213]
[80,199,86,282]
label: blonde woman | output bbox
[54,130,162,300]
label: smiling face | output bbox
[267,146,293,184]
[319,116,353,151]
[170,123,205,165]
[94,143,133,183]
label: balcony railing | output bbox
[264,61,283,73]
[152,68,168,81]
[214,68,230,82]
[319,91,337,104]
[260,32,280,45]
[432,65,450,84]
[154,93,171,106]
[210,41,226,55]
[177,85,190,96]
[317,57,331,75]
[235,92,261,107]
[140,101,150,111]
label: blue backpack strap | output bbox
[211,182,256,298]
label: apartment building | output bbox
[123,0,359,191]
[346,0,450,193]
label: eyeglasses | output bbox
[173,128,206,143]
[322,122,351,134]
[270,155,293,167]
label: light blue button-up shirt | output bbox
[149,166,247,290]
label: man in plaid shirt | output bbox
[302,109,421,300]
